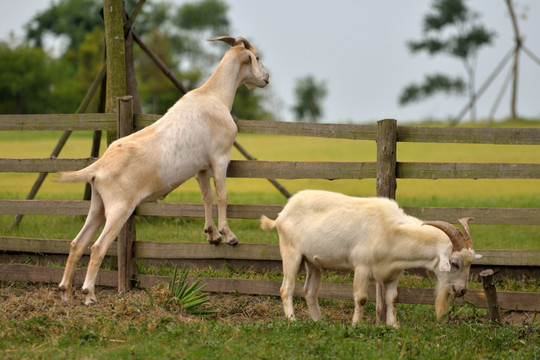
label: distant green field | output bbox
[1,121,539,249]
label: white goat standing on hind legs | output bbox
[57,36,269,305]
[260,190,482,327]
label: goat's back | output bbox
[274,190,419,267]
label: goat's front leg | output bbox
[211,159,238,245]
[352,266,370,325]
[196,170,221,245]
[375,282,387,325]
[384,278,400,328]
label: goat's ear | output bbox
[438,253,451,272]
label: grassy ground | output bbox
[1,282,538,360]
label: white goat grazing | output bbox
[261,190,481,327]
[57,36,269,305]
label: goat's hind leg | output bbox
[303,261,323,321]
[82,202,135,305]
[59,191,105,301]
[196,170,221,245]
[280,247,302,321]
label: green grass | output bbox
[1,282,538,360]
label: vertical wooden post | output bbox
[376,119,397,199]
[103,0,127,143]
[374,119,397,323]
[480,269,502,322]
[117,96,135,291]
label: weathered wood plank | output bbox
[227,160,376,179]
[2,200,538,226]
[0,237,116,256]
[3,238,538,267]
[0,264,117,287]
[234,120,377,140]
[135,274,540,311]
[136,202,282,219]
[403,207,540,225]
[133,113,160,128]
[0,200,90,215]
[397,126,540,145]
[0,114,116,131]
[472,249,540,267]
[0,158,97,173]
[398,162,540,179]
[134,242,282,261]
[1,264,537,311]
[4,158,537,180]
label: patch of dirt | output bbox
[0,282,536,326]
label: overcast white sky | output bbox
[1,0,539,123]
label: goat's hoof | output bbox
[83,293,97,305]
[82,287,97,305]
[84,297,97,306]
[225,237,238,246]
[59,286,71,301]
[208,236,222,246]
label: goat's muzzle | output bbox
[453,286,467,297]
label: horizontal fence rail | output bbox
[2,113,540,144]
[3,159,540,180]
[1,200,540,225]
[2,238,540,267]
[1,113,539,312]
[0,263,538,312]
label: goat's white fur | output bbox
[58,36,269,305]
[261,190,481,327]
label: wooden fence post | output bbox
[374,119,397,323]
[376,119,397,199]
[480,269,502,322]
[117,96,135,292]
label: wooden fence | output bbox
[1,104,540,312]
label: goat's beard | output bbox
[435,283,452,320]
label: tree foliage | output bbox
[399,0,495,120]
[0,39,55,113]
[292,75,327,123]
[0,0,274,119]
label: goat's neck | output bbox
[390,225,451,272]
[199,52,242,111]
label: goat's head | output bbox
[207,36,270,89]
[423,217,482,320]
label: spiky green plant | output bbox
[163,267,215,315]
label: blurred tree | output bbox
[0,38,55,113]
[399,0,495,122]
[25,0,103,52]
[5,0,274,118]
[292,75,327,123]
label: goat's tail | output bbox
[260,215,277,231]
[56,167,93,184]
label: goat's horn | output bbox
[207,36,252,49]
[423,221,466,251]
[458,217,474,249]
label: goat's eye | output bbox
[450,259,461,270]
